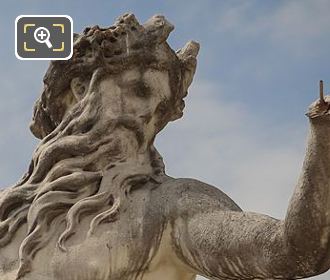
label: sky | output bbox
[0,0,330,279]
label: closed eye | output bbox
[133,81,151,98]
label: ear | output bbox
[70,77,88,101]
[177,41,200,94]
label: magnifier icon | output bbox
[34,27,53,49]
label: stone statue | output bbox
[1,13,330,280]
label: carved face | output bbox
[71,67,172,143]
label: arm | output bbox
[172,93,330,279]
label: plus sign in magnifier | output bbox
[34,27,53,48]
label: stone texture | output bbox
[0,13,330,280]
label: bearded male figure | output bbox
[1,13,330,280]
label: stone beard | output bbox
[1,12,330,280]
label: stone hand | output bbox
[307,80,330,118]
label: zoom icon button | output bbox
[15,15,73,60]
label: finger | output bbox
[320,80,325,104]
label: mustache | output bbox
[109,115,145,146]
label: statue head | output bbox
[30,13,199,143]
[0,14,199,278]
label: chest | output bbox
[50,189,167,280]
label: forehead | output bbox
[120,67,168,82]
[120,67,142,83]
[99,67,171,99]
[119,68,170,93]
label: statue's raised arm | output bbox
[0,13,330,280]
[169,83,330,279]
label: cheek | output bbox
[147,72,171,99]
[123,89,166,117]
[114,97,156,122]
[99,79,123,117]
[142,71,172,114]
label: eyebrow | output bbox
[120,69,142,84]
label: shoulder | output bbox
[148,177,242,272]
[154,177,242,218]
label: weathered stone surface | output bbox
[1,13,330,280]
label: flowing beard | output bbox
[0,87,165,279]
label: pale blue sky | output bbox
[1,1,330,279]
